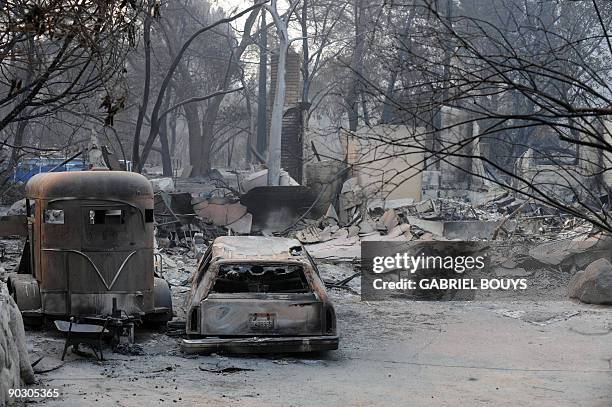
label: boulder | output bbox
[530,234,612,269]
[0,282,35,406]
[568,258,612,305]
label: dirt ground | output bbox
[15,259,612,407]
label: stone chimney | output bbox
[267,48,304,182]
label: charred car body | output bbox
[7,170,172,340]
[182,236,338,353]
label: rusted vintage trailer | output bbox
[7,170,172,334]
[182,236,338,353]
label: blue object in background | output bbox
[13,157,86,183]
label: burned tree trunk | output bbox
[266,0,291,186]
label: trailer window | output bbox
[44,209,64,224]
[145,209,154,223]
[212,264,311,294]
[89,209,125,225]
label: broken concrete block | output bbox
[379,208,399,232]
[377,224,412,241]
[347,225,360,237]
[568,258,612,305]
[387,223,411,238]
[332,228,349,239]
[415,199,435,214]
[150,177,175,192]
[358,214,377,234]
[319,228,331,242]
[296,226,322,244]
[240,169,268,193]
[304,235,361,261]
[319,225,338,242]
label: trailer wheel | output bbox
[7,274,42,325]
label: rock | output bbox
[530,234,612,269]
[8,299,34,384]
[568,258,612,305]
[0,282,35,406]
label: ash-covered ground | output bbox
[7,249,610,407]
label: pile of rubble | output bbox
[149,167,305,247]
[145,167,612,306]
[289,187,602,262]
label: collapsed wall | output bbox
[0,282,34,406]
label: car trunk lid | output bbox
[198,293,324,336]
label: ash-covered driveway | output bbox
[28,287,610,407]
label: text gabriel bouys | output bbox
[373,278,528,290]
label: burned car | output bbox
[182,236,338,353]
[6,170,172,342]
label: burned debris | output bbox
[181,236,338,354]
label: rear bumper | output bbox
[181,335,339,354]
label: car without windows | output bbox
[182,236,339,354]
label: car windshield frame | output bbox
[210,262,313,294]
